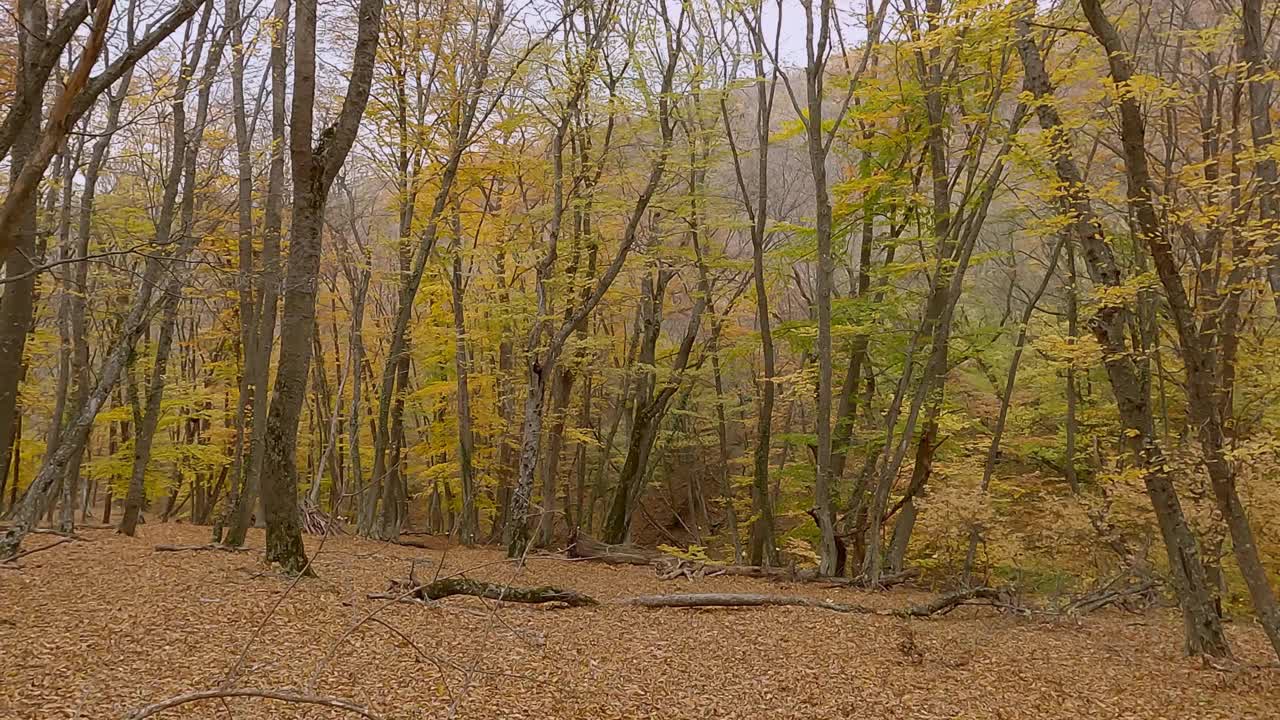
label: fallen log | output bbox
[372,573,1010,619]
[621,593,874,614]
[622,587,1007,618]
[565,528,659,566]
[379,577,599,607]
[390,537,435,550]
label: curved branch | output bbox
[124,688,383,720]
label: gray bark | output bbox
[258,0,386,573]
[1019,6,1229,657]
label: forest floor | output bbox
[2,525,1278,719]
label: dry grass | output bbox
[1,524,1277,719]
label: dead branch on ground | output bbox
[574,532,918,589]
[153,544,255,553]
[620,587,1008,617]
[391,537,435,549]
[1,536,74,565]
[301,501,344,536]
[1061,572,1159,614]
[123,687,383,720]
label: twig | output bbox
[222,529,330,688]
[366,617,456,701]
[122,687,383,720]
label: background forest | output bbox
[4,0,1280,668]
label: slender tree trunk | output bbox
[505,23,681,556]
[962,236,1069,570]
[572,373,593,533]
[1083,0,1280,658]
[222,0,258,541]
[1063,242,1080,492]
[51,142,79,531]
[120,7,225,537]
[346,267,369,527]
[226,0,289,547]
[1241,0,1280,311]
[449,217,478,544]
[1018,8,1229,657]
[864,0,954,582]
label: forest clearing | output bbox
[2,524,1278,719]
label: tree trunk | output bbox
[1019,7,1229,657]
[1063,242,1080,492]
[449,220,478,545]
[1241,0,1280,311]
[120,7,226,537]
[258,0,386,573]
[50,143,78,532]
[223,0,259,541]
[505,22,681,556]
[1083,0,1278,654]
[225,0,289,547]
[0,0,47,506]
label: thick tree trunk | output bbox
[0,0,47,504]
[258,0,385,573]
[505,365,547,555]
